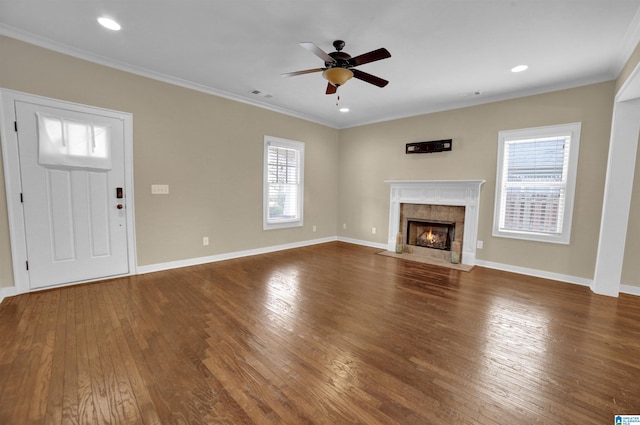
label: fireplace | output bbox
[400,204,464,262]
[385,180,485,266]
[407,220,454,250]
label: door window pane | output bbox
[37,113,112,170]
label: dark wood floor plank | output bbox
[0,291,44,422]
[1,241,639,424]
[62,287,80,425]
[15,292,60,425]
[43,289,68,425]
[74,287,99,425]
[102,280,163,425]
[81,284,112,425]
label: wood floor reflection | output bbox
[1,241,639,424]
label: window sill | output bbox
[264,220,304,231]
[492,228,570,245]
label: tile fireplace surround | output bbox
[385,180,485,266]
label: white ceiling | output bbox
[2,1,640,129]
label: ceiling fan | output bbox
[282,40,391,94]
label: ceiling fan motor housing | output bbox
[326,51,352,69]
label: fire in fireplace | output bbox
[407,220,454,251]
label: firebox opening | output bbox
[407,220,455,251]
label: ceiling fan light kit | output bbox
[283,39,391,95]
[323,67,354,87]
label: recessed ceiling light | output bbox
[511,65,528,73]
[339,107,350,113]
[98,17,121,31]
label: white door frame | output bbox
[592,65,640,296]
[0,88,137,294]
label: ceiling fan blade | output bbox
[325,82,337,95]
[300,42,336,63]
[348,48,391,67]
[352,69,389,87]
[281,68,325,77]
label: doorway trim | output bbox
[0,88,137,294]
[592,64,640,296]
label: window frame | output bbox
[263,135,304,230]
[492,122,581,244]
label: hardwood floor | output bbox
[1,241,639,424]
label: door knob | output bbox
[117,204,123,209]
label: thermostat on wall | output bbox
[406,139,452,154]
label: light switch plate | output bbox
[151,184,169,194]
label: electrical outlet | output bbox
[476,240,483,249]
[312,225,317,232]
[203,236,209,246]
[151,184,169,195]
[343,223,347,230]
[372,227,377,234]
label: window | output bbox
[493,122,581,244]
[263,136,304,230]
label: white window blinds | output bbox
[493,123,581,244]
[267,146,300,220]
[499,136,570,234]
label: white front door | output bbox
[14,99,130,289]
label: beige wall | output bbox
[338,82,615,280]
[0,36,339,287]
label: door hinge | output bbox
[25,261,29,271]
[14,121,18,132]
[20,193,23,203]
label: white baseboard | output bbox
[137,236,338,275]
[0,286,18,304]
[337,236,387,250]
[475,259,593,287]
[339,239,598,290]
[3,237,637,300]
[620,284,640,296]
[341,239,614,292]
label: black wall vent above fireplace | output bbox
[406,139,452,154]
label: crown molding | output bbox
[0,25,338,128]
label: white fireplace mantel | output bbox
[385,180,485,266]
